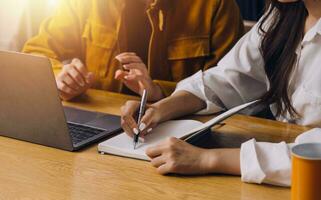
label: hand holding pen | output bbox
[120,92,163,148]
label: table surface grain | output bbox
[0,89,310,200]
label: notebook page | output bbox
[98,120,203,160]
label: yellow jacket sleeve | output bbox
[153,80,177,97]
[22,0,88,75]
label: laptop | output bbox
[0,50,121,151]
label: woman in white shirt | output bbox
[120,0,321,186]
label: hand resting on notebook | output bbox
[145,137,217,175]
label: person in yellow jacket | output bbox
[23,0,244,101]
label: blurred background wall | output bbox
[0,0,58,51]
[0,0,264,52]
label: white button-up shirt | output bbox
[174,17,321,187]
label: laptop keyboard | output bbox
[67,122,105,145]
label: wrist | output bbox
[199,149,220,174]
[148,82,165,102]
[152,95,184,123]
[206,149,241,175]
[151,100,168,123]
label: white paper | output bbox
[98,120,203,160]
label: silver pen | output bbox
[133,89,148,149]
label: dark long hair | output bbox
[259,0,308,117]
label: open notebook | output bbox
[98,100,259,161]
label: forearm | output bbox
[153,91,206,123]
[204,148,241,175]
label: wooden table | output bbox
[0,89,311,200]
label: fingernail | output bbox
[80,82,85,87]
[139,123,146,131]
[147,128,153,133]
[139,137,145,143]
[133,128,139,135]
[124,76,129,80]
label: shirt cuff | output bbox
[49,58,63,76]
[240,129,321,187]
[240,139,266,184]
[241,139,292,187]
[173,71,224,115]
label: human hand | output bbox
[115,52,164,101]
[120,100,163,140]
[146,137,214,175]
[56,58,95,101]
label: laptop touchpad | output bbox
[64,106,121,131]
[64,107,103,124]
[85,115,121,131]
